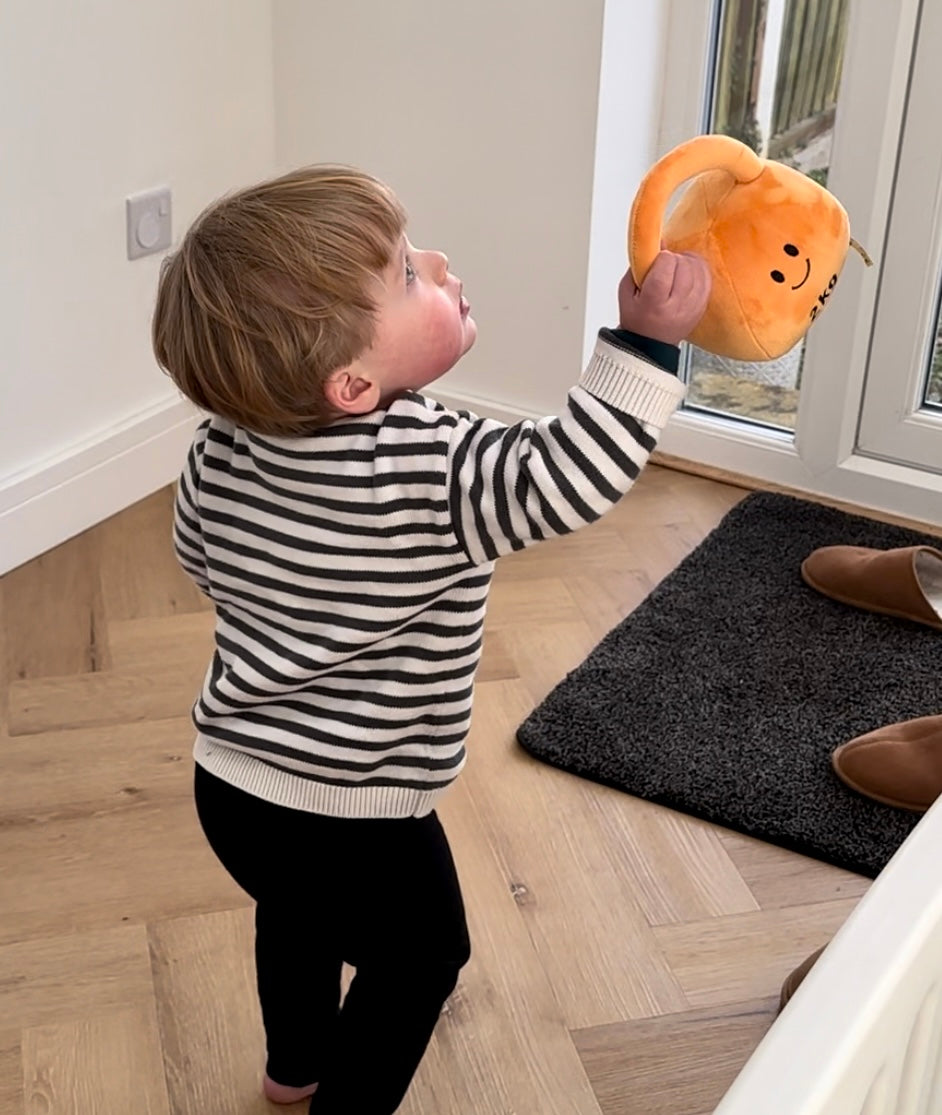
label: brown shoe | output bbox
[778,945,826,1012]
[801,545,942,631]
[831,714,942,812]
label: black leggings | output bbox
[193,764,471,1115]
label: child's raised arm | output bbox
[442,250,710,564]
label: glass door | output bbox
[684,0,850,434]
[652,0,942,524]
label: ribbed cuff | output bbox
[579,336,686,429]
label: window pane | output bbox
[684,0,850,431]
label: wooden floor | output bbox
[0,465,871,1114]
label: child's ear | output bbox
[324,367,381,415]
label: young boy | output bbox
[154,164,709,1114]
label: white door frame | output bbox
[857,0,942,472]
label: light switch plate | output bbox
[126,186,172,260]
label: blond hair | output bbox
[152,165,406,435]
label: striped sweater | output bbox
[173,330,685,818]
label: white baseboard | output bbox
[0,386,522,577]
[0,396,202,575]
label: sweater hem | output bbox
[193,735,458,819]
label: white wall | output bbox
[1,0,667,573]
[273,0,665,422]
[0,0,275,573]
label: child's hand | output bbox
[618,250,711,345]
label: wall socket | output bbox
[126,186,172,260]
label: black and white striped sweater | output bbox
[174,331,685,818]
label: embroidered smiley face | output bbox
[770,243,810,290]
[769,242,839,322]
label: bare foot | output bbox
[263,1074,319,1105]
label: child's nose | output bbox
[428,250,449,284]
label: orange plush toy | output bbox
[628,134,872,361]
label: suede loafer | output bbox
[831,714,942,812]
[778,945,826,1013]
[801,545,942,631]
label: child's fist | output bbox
[618,250,711,346]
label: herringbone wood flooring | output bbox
[0,465,872,1114]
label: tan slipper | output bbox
[801,545,942,631]
[831,714,942,812]
[778,945,826,1012]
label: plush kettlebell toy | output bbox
[628,134,872,361]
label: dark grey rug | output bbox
[517,491,942,878]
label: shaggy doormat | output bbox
[517,492,942,878]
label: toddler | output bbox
[153,164,710,1113]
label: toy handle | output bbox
[628,134,764,286]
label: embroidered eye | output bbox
[771,270,786,283]
[784,244,800,256]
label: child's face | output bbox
[365,235,477,403]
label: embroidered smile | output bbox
[790,258,811,290]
